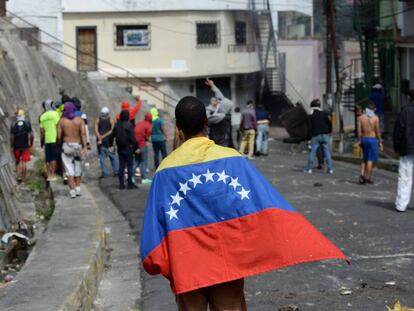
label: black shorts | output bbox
[45,143,59,162]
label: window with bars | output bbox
[115,24,150,49]
[196,22,219,47]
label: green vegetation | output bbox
[25,158,55,222]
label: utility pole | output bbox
[326,0,344,153]
[325,0,333,110]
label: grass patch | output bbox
[24,158,55,222]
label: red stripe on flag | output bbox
[143,208,347,294]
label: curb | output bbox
[332,154,399,173]
[0,181,106,311]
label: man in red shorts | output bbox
[10,109,33,182]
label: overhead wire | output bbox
[6,9,180,104]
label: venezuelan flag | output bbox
[140,137,347,294]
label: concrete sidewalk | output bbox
[0,181,105,311]
[100,140,414,310]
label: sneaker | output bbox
[358,175,366,185]
[127,184,139,190]
[141,178,152,185]
[47,176,58,182]
[305,169,312,174]
[75,187,82,196]
[328,170,334,174]
[70,189,77,199]
[248,156,255,160]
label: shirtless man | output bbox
[57,102,88,198]
[357,101,383,184]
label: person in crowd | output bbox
[357,101,382,185]
[116,98,142,125]
[71,97,91,150]
[369,84,386,133]
[134,112,153,184]
[394,90,414,212]
[57,102,88,198]
[255,103,271,156]
[10,109,33,182]
[231,106,242,149]
[205,78,234,147]
[306,99,333,174]
[140,96,346,311]
[113,110,138,190]
[150,107,168,169]
[94,107,118,178]
[239,101,257,159]
[40,99,60,181]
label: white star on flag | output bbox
[229,177,241,190]
[203,170,215,183]
[189,173,203,188]
[171,192,184,206]
[179,182,191,196]
[237,187,250,200]
[166,206,179,220]
[216,170,230,184]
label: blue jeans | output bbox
[256,124,269,154]
[307,134,333,171]
[152,141,167,169]
[99,145,119,177]
[133,146,149,180]
[118,147,134,187]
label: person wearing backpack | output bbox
[113,110,138,190]
[10,109,33,182]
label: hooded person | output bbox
[134,112,153,184]
[11,109,33,181]
[205,79,234,147]
[58,101,88,198]
[116,98,142,125]
[95,106,118,178]
[150,107,168,169]
[113,110,138,190]
[40,99,60,181]
[306,99,333,174]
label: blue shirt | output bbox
[152,118,165,142]
[256,107,270,121]
[369,92,385,115]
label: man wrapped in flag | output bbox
[140,96,347,310]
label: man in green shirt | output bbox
[40,99,60,181]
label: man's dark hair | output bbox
[175,96,207,137]
[247,100,254,107]
[310,99,321,108]
[408,90,414,102]
[368,101,376,110]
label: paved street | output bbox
[99,139,414,310]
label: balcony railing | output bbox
[228,44,256,53]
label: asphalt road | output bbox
[99,140,414,311]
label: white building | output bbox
[7,0,314,108]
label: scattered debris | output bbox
[385,281,396,286]
[340,288,352,295]
[278,304,299,311]
[1,232,30,245]
[313,182,323,187]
